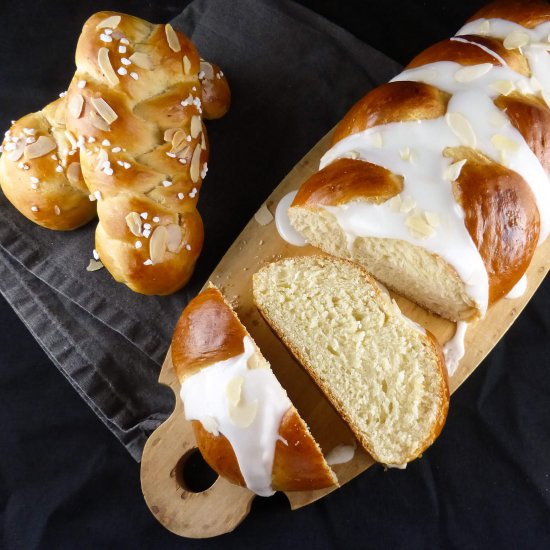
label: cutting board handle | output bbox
[140,370,255,538]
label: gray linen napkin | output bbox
[0,0,401,460]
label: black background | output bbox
[1,1,550,548]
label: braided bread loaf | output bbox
[62,12,230,294]
[287,0,550,322]
[1,11,229,294]
[0,98,95,230]
[172,284,338,496]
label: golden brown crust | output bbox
[406,35,529,76]
[293,2,547,319]
[292,158,403,207]
[199,61,231,120]
[63,11,230,295]
[172,284,337,492]
[448,149,540,303]
[252,256,450,465]
[332,81,449,144]
[494,94,550,175]
[468,0,550,28]
[0,98,96,231]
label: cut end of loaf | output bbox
[253,256,449,466]
[172,284,338,493]
[288,205,479,321]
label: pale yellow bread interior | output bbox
[288,206,479,322]
[253,255,449,466]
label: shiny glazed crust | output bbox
[0,98,96,231]
[171,285,337,493]
[64,12,230,294]
[292,1,549,310]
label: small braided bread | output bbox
[64,12,230,294]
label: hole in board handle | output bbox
[175,448,218,493]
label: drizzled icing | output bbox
[443,321,468,376]
[325,444,356,465]
[275,191,308,246]
[505,274,528,299]
[180,336,292,497]
[315,20,550,315]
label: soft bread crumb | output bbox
[253,256,448,466]
[288,207,477,321]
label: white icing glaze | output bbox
[318,44,550,314]
[275,191,308,246]
[320,110,490,313]
[505,274,528,299]
[443,321,468,376]
[180,336,292,497]
[325,444,356,466]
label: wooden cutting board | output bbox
[140,129,550,538]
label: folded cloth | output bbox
[0,0,401,460]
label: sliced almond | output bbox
[406,213,435,239]
[478,20,491,35]
[68,93,84,118]
[491,133,519,152]
[163,127,180,142]
[98,47,120,86]
[129,52,153,70]
[399,195,416,214]
[165,24,181,52]
[125,212,142,236]
[386,195,402,213]
[91,97,118,125]
[96,15,121,29]
[54,205,61,216]
[6,140,25,162]
[444,159,467,182]
[454,63,492,83]
[149,225,167,264]
[190,115,202,139]
[399,147,411,161]
[64,130,78,150]
[95,148,109,170]
[445,112,477,148]
[229,400,258,428]
[254,203,273,225]
[24,136,56,159]
[199,60,214,79]
[490,80,515,96]
[201,132,207,151]
[424,211,440,227]
[165,224,183,252]
[226,376,244,407]
[170,130,187,154]
[183,55,191,75]
[543,90,550,110]
[503,30,530,50]
[177,145,191,159]
[190,144,202,183]
[247,353,269,370]
[372,133,383,148]
[67,162,81,185]
[86,259,104,272]
[89,111,111,132]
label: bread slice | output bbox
[253,256,449,466]
[172,284,337,495]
